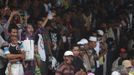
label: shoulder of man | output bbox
[56,63,66,74]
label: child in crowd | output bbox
[4,36,25,75]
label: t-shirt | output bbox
[4,42,24,55]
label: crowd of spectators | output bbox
[0,0,134,75]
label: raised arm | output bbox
[16,12,23,24]
[7,11,18,24]
[41,12,56,27]
[41,16,49,27]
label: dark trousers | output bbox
[0,68,6,75]
[95,65,103,75]
[40,60,48,75]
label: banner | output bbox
[23,38,34,60]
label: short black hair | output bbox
[8,24,18,33]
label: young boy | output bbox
[4,36,25,75]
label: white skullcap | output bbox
[97,30,104,36]
[89,36,97,42]
[111,71,121,75]
[77,38,88,45]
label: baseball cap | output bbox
[64,51,74,56]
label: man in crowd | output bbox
[55,50,75,75]
[82,36,97,73]
[72,46,86,75]
[112,48,128,71]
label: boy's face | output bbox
[11,37,18,45]
[10,29,18,36]
[72,47,80,56]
